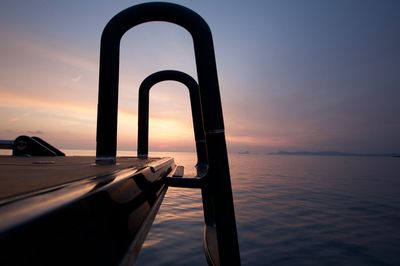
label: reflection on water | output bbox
[135,152,206,266]
[136,186,206,266]
[231,154,400,266]
[58,150,400,265]
[136,153,400,266]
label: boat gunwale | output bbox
[0,156,174,235]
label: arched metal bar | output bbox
[95,3,240,265]
[137,70,207,172]
[96,2,222,163]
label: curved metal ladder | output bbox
[137,70,207,174]
[95,3,240,265]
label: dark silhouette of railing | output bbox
[137,70,207,173]
[95,2,240,265]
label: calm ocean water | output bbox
[134,152,400,266]
[48,150,400,265]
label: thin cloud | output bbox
[9,112,32,122]
[9,33,98,73]
[72,75,82,82]
[26,130,44,135]
[0,88,94,115]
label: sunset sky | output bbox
[0,0,399,154]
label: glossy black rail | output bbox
[137,70,207,172]
[95,2,240,265]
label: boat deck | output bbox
[0,156,161,201]
[0,155,175,265]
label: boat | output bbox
[0,2,240,266]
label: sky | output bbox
[0,0,399,154]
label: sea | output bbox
[133,152,400,266]
[7,149,399,265]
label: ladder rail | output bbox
[95,3,240,265]
[137,70,207,173]
[96,2,221,163]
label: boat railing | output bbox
[137,70,207,175]
[94,2,240,265]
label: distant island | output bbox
[269,150,400,157]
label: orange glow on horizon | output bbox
[0,88,298,152]
[0,89,95,115]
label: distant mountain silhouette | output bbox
[269,150,400,157]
